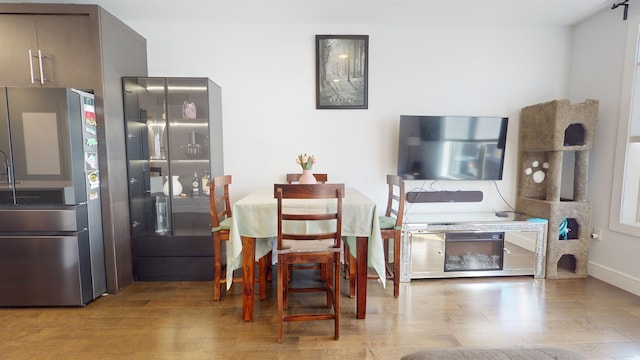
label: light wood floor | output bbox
[1,272,639,359]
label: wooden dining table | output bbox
[227,187,386,321]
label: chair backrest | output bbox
[274,183,344,251]
[210,175,232,228]
[286,173,328,183]
[385,174,405,227]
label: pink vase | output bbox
[298,169,317,184]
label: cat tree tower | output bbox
[516,99,599,279]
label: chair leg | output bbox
[213,237,223,301]
[383,238,390,276]
[343,243,350,279]
[393,233,401,298]
[283,263,290,310]
[277,259,284,343]
[333,256,340,340]
[258,255,268,301]
[266,252,273,281]
[325,262,333,308]
[349,253,356,298]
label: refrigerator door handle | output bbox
[28,49,35,84]
[38,50,45,85]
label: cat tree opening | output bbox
[564,123,586,146]
[557,254,577,274]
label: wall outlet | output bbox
[591,228,602,241]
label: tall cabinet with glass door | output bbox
[123,77,223,280]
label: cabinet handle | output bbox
[132,221,140,228]
[28,49,35,84]
[129,177,138,184]
[38,50,45,85]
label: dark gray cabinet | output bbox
[123,77,224,280]
[0,3,148,294]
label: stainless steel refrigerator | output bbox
[0,87,106,306]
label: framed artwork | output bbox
[315,35,369,109]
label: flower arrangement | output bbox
[296,153,316,170]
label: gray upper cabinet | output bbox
[0,14,94,89]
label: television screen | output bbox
[397,115,508,181]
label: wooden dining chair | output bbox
[210,175,270,301]
[274,183,344,342]
[346,174,405,298]
[286,173,328,183]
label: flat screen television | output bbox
[397,115,508,181]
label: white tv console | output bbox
[400,212,548,282]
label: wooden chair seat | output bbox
[280,239,338,254]
[213,217,232,231]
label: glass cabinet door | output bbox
[165,78,211,236]
[0,87,15,204]
[123,77,169,237]
[123,77,212,238]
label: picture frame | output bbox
[316,35,369,109]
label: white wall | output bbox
[126,19,571,214]
[570,7,640,296]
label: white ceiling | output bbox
[2,0,615,26]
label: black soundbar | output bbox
[406,190,483,203]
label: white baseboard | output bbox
[588,261,640,297]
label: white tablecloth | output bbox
[227,187,386,288]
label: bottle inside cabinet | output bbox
[202,170,210,196]
[191,171,199,197]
